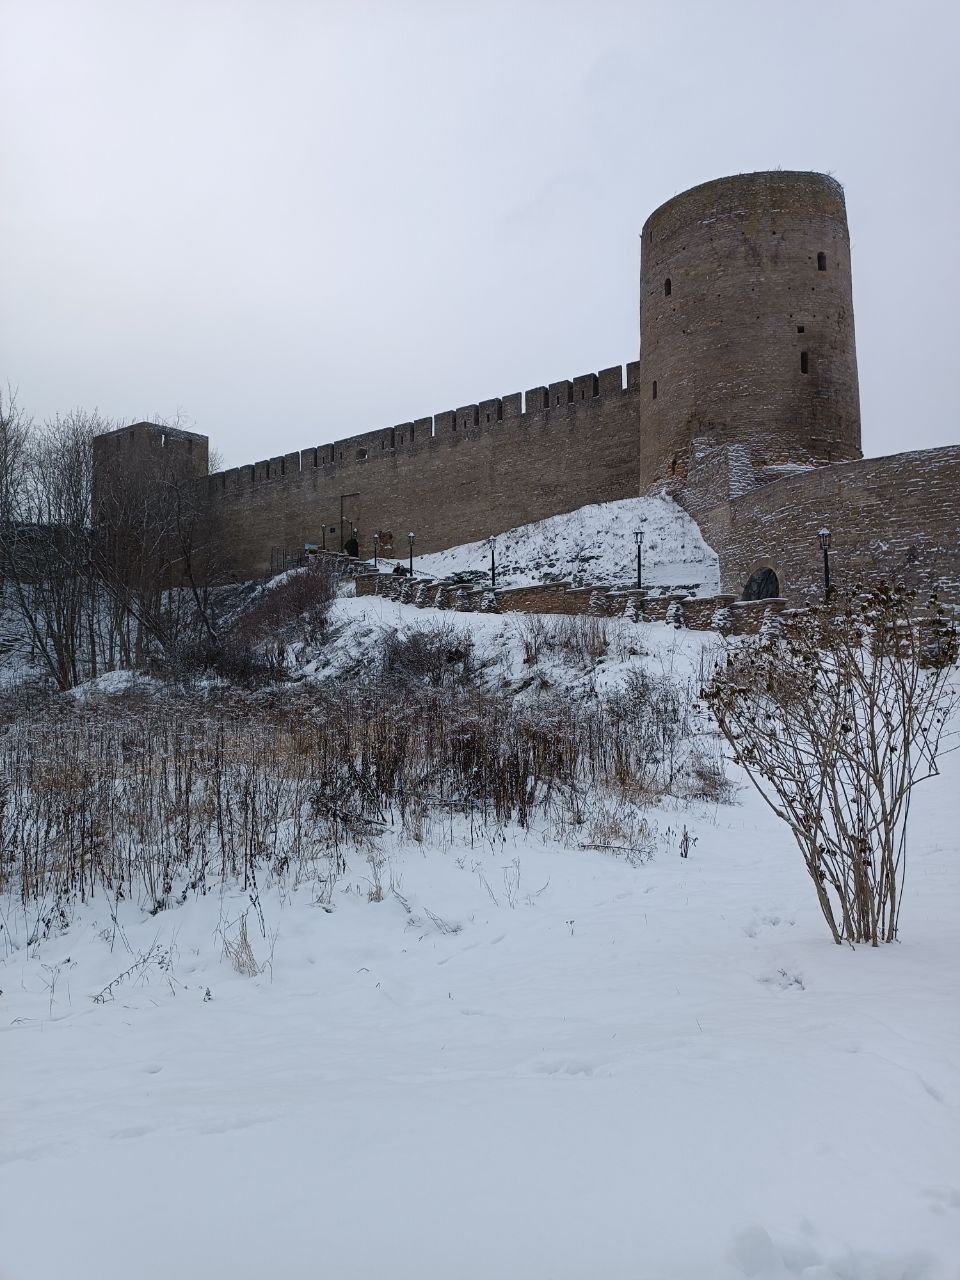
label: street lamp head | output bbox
[634,529,644,546]
[818,527,832,551]
[408,531,415,544]
[373,532,379,544]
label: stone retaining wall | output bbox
[351,560,787,636]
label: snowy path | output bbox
[3,742,959,1279]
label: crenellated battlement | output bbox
[204,362,641,497]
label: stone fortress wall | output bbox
[199,363,644,578]
[698,446,960,606]
[92,171,960,608]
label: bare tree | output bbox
[0,398,232,686]
[703,585,958,945]
[0,409,113,688]
[0,386,31,581]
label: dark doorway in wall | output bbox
[742,567,780,600]
[340,492,360,551]
[344,535,359,558]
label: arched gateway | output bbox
[742,567,780,600]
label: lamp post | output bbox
[490,537,496,589]
[634,529,644,590]
[818,527,832,601]
[408,531,415,577]
[373,531,380,568]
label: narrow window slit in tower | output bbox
[652,381,658,400]
[797,325,805,333]
[800,352,809,374]
[664,278,672,297]
[817,252,827,271]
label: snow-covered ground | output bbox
[2,599,959,1280]
[379,495,721,594]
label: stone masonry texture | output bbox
[638,171,862,493]
[697,446,960,606]
[199,364,642,577]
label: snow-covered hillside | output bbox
[3,597,959,1280]
[386,495,721,594]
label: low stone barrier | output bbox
[354,565,796,636]
[495,583,572,614]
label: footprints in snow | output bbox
[743,911,796,938]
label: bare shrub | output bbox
[221,913,261,977]
[582,801,657,865]
[150,562,339,686]
[232,561,338,649]
[602,668,695,799]
[516,613,610,668]
[379,621,473,689]
[517,613,550,665]
[683,744,737,804]
[0,609,716,912]
[365,850,387,902]
[159,634,280,687]
[549,614,610,664]
[703,585,958,944]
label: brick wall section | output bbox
[697,446,960,606]
[201,365,642,578]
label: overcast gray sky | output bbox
[1,0,957,468]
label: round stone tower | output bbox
[637,171,861,498]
